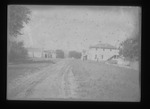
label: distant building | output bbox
[27,48,43,58]
[87,43,119,61]
[27,48,56,59]
[43,50,56,58]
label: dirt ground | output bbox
[7,59,140,101]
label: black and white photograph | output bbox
[7,5,141,101]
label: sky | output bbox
[18,6,140,52]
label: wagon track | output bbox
[8,59,79,99]
[7,59,140,101]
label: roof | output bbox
[89,43,117,49]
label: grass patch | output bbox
[7,62,54,84]
[71,60,140,101]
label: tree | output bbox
[56,49,65,58]
[119,36,140,61]
[7,5,31,61]
[8,5,31,37]
[68,51,82,59]
[8,41,28,62]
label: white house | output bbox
[27,48,43,58]
[27,48,56,59]
[87,43,119,61]
[43,50,56,58]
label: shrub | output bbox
[68,51,82,59]
[8,41,28,62]
[55,49,65,58]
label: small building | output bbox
[43,50,52,58]
[88,43,119,61]
[27,48,56,59]
[27,47,43,58]
[43,50,56,58]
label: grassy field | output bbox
[7,59,140,101]
[71,60,140,101]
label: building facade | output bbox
[27,48,43,58]
[87,43,119,61]
[43,50,56,58]
[27,48,56,59]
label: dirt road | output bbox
[7,59,140,101]
[7,59,79,100]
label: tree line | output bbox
[8,5,31,63]
[7,5,82,62]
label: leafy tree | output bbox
[119,36,140,61]
[56,49,65,58]
[8,5,31,37]
[8,41,28,62]
[68,51,82,59]
[7,5,31,61]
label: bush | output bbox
[56,49,65,58]
[68,51,82,59]
[8,41,28,62]
[119,36,140,61]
